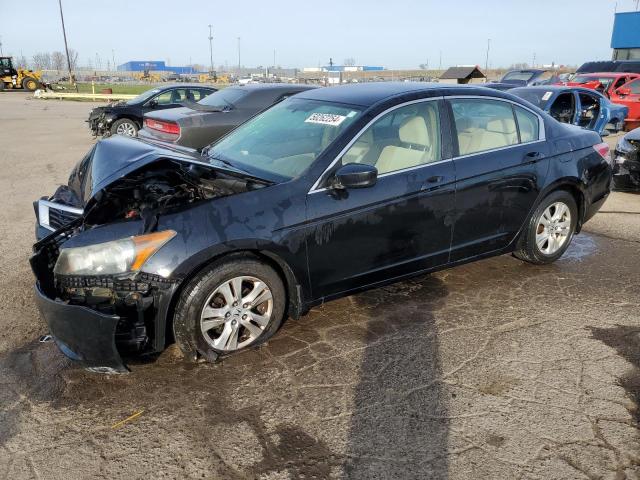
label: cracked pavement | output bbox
[0,93,639,479]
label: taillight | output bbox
[593,142,612,165]
[144,118,180,136]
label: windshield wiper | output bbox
[207,153,273,185]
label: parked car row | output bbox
[490,68,640,134]
[32,81,614,372]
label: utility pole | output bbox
[0,36,3,56]
[532,52,536,68]
[273,49,276,67]
[208,25,214,74]
[484,39,491,73]
[439,50,442,71]
[57,0,77,91]
[112,49,116,71]
[237,37,241,72]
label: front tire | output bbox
[514,190,578,265]
[173,257,286,362]
[110,118,138,137]
[22,77,40,91]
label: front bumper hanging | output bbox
[33,283,126,373]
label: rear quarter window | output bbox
[514,106,540,143]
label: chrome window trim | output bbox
[307,94,547,194]
[308,97,442,194]
[38,199,84,232]
[445,94,546,142]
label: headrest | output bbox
[399,116,429,146]
[486,118,516,134]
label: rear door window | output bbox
[450,99,518,156]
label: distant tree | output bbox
[14,55,28,69]
[187,63,205,72]
[343,57,356,66]
[68,49,79,70]
[32,52,51,70]
[419,63,430,70]
[509,62,529,70]
[51,51,65,71]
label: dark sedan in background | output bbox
[508,86,628,136]
[614,127,640,191]
[138,83,316,150]
[32,82,612,372]
[87,85,217,137]
[487,69,558,91]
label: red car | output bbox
[609,77,640,131]
[566,72,640,98]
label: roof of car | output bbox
[154,84,217,89]
[295,81,476,107]
[227,83,316,92]
[574,72,634,77]
[510,85,607,98]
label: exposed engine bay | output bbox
[50,158,263,229]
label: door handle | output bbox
[523,151,542,163]
[421,175,446,191]
[426,175,444,183]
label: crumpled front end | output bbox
[613,134,640,191]
[30,221,177,373]
[86,107,116,137]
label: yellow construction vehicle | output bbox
[0,57,44,91]
[132,69,162,83]
[198,72,218,84]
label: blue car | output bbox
[508,86,628,136]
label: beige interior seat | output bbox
[343,129,374,164]
[375,116,431,174]
[457,117,517,155]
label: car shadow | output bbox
[344,274,450,478]
[590,325,640,424]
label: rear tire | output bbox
[514,190,578,265]
[173,257,286,363]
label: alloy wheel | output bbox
[199,276,273,351]
[116,122,137,136]
[535,201,572,255]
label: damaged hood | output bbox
[65,136,246,207]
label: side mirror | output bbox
[616,87,632,96]
[330,163,378,189]
[147,99,158,107]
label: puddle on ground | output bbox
[560,233,598,262]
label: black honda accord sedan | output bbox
[32,82,612,372]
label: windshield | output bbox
[198,88,249,109]
[501,71,536,82]
[127,88,161,105]
[571,75,613,87]
[207,98,363,182]
[510,89,552,109]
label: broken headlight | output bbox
[54,231,176,276]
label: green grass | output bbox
[73,83,152,95]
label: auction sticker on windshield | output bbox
[305,113,347,126]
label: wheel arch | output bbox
[161,248,305,349]
[537,178,586,232]
[110,115,142,130]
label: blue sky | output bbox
[0,0,633,69]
